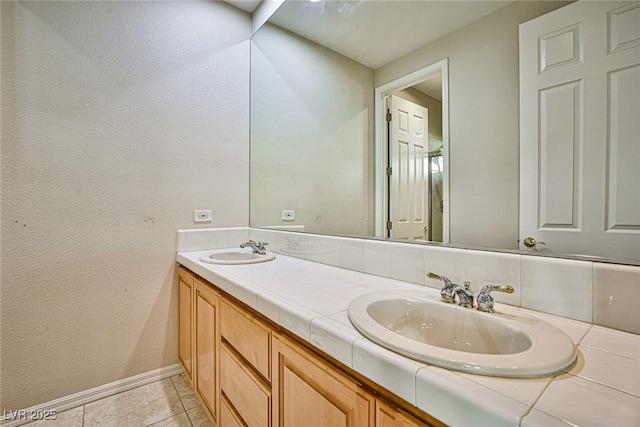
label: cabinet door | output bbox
[177,268,194,382]
[376,399,429,427]
[272,333,373,427]
[194,279,219,423]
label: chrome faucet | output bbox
[453,282,475,308]
[240,240,268,255]
[476,284,514,313]
[428,272,475,308]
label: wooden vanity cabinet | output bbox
[220,299,272,382]
[177,268,194,382]
[221,342,271,426]
[272,333,375,427]
[376,399,427,427]
[178,266,442,427]
[220,298,273,426]
[221,394,246,427]
[178,267,220,425]
[194,279,220,423]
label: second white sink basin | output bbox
[348,289,576,378]
[199,249,275,265]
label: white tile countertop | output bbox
[176,250,640,427]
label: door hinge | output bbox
[386,167,392,176]
[386,110,392,122]
[386,221,393,230]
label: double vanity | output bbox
[198,243,577,380]
[176,230,640,427]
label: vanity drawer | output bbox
[221,299,272,381]
[221,342,271,427]
[221,393,246,427]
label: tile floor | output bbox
[23,374,211,427]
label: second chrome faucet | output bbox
[240,240,268,255]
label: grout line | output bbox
[169,375,188,413]
[170,373,200,427]
[169,374,206,426]
[145,412,187,427]
[517,379,554,426]
[576,324,593,345]
[184,407,196,427]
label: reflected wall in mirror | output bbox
[250,0,640,263]
[251,20,375,237]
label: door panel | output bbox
[607,64,640,230]
[519,1,640,259]
[538,80,581,229]
[389,95,429,240]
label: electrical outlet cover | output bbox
[194,210,212,222]
[282,210,295,221]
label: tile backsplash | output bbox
[176,227,640,335]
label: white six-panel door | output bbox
[519,1,640,260]
[388,95,429,240]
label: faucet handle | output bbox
[428,272,452,287]
[477,284,515,313]
[429,273,457,303]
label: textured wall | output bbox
[0,1,250,410]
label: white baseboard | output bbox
[1,364,184,427]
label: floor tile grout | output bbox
[168,374,194,427]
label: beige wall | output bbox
[0,1,250,410]
[376,1,571,249]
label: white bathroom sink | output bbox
[199,249,275,265]
[348,289,576,378]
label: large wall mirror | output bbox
[250,0,640,265]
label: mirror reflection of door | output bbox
[519,1,640,260]
[387,95,429,240]
[375,59,448,241]
[384,72,446,241]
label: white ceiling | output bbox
[269,0,512,69]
